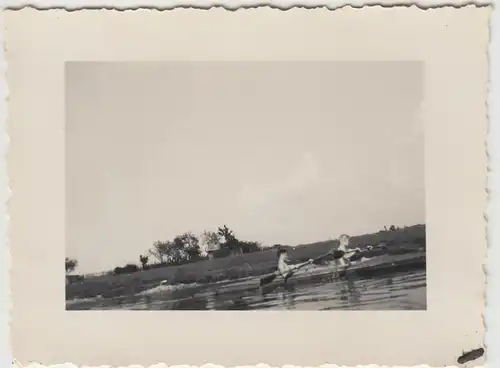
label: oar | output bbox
[259,245,386,287]
[335,245,387,277]
[259,252,333,287]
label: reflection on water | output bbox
[67,269,426,311]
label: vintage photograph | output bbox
[6,7,488,366]
[65,61,426,310]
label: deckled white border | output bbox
[0,3,498,368]
[484,0,499,366]
[1,7,11,368]
[18,365,485,368]
[0,0,493,10]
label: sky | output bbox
[66,61,424,274]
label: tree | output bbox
[139,255,149,269]
[201,230,220,260]
[174,232,201,260]
[217,225,234,242]
[65,257,78,274]
[165,239,187,264]
[201,230,220,251]
[217,225,241,255]
[149,234,200,266]
[149,240,171,263]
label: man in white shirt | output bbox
[277,248,312,282]
[332,234,355,277]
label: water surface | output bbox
[67,269,426,311]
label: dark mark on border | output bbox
[457,347,485,364]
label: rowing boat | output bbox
[213,252,426,295]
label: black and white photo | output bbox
[6,7,488,366]
[65,61,426,311]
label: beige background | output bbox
[4,7,489,367]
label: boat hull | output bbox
[215,252,426,295]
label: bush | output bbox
[114,263,139,275]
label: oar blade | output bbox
[260,273,278,286]
[337,270,347,278]
[312,256,328,265]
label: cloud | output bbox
[238,152,320,211]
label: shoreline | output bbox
[66,248,425,301]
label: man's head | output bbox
[278,247,288,255]
[338,234,350,247]
[277,247,289,261]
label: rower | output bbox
[332,234,353,277]
[277,248,294,282]
[277,248,312,283]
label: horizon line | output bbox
[71,223,426,277]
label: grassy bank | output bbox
[66,225,425,300]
